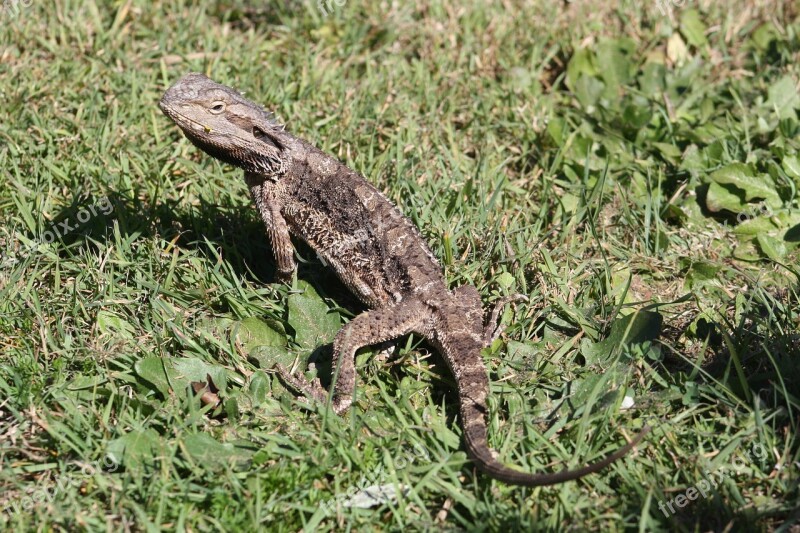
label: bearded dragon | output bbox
[159,72,649,486]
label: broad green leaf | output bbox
[701,140,725,165]
[288,280,341,350]
[686,260,721,280]
[573,75,605,109]
[106,429,161,470]
[559,192,579,216]
[249,345,296,369]
[667,33,689,66]
[782,155,800,179]
[181,433,253,466]
[679,144,705,172]
[66,375,107,391]
[134,357,171,396]
[248,373,270,404]
[684,260,722,290]
[707,163,781,208]
[171,358,228,393]
[680,9,708,48]
[196,317,236,340]
[570,373,607,408]
[582,310,663,363]
[97,310,136,339]
[706,182,747,213]
[766,76,799,120]
[734,215,780,236]
[596,38,635,100]
[751,22,779,50]
[565,46,597,90]
[732,239,763,261]
[134,357,228,397]
[231,316,291,368]
[235,316,286,351]
[570,371,639,410]
[547,117,566,147]
[653,142,682,164]
[732,210,800,238]
[622,103,652,131]
[682,381,700,406]
[495,272,515,290]
[756,234,787,260]
[505,340,537,363]
[638,62,666,97]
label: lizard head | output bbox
[159,72,289,176]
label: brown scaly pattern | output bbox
[159,73,649,486]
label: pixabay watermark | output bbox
[4,456,119,516]
[729,202,775,226]
[1,0,33,19]
[0,196,114,269]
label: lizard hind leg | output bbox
[275,363,330,406]
[281,298,430,416]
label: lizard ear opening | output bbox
[253,126,284,151]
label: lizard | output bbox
[159,72,650,486]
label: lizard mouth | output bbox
[160,105,211,134]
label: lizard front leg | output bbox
[266,202,296,283]
[278,298,430,414]
[246,173,296,283]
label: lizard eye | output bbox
[209,101,226,114]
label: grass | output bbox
[1,0,799,530]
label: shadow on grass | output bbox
[43,188,365,309]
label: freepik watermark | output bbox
[0,196,114,269]
[316,228,369,268]
[654,0,692,16]
[318,443,430,513]
[657,442,768,517]
[316,0,346,18]
[4,456,119,516]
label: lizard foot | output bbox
[274,364,353,414]
[374,340,398,362]
[275,364,329,405]
[484,294,528,345]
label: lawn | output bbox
[1,0,798,530]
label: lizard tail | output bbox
[456,362,650,487]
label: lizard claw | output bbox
[275,268,295,284]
